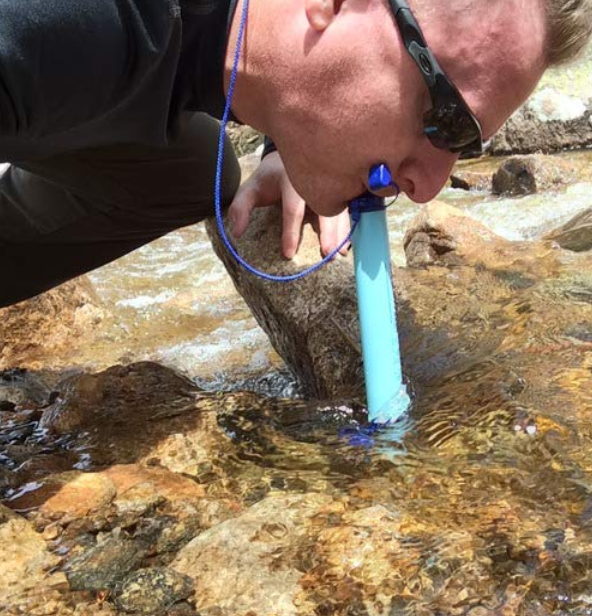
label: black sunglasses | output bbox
[387,0,483,155]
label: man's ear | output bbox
[304,0,341,31]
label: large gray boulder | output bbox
[489,88,592,155]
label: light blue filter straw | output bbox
[349,176,410,423]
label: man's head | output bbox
[227,0,592,215]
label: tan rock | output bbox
[0,277,104,370]
[172,493,331,616]
[0,504,60,602]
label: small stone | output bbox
[42,523,62,541]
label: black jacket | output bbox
[0,0,234,160]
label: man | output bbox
[0,0,590,306]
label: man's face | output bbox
[268,0,547,216]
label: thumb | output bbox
[227,183,259,239]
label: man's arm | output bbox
[0,0,176,139]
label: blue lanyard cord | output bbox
[214,0,360,283]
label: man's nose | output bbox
[396,149,459,203]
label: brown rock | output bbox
[7,471,117,518]
[403,201,504,268]
[0,277,104,370]
[450,170,491,191]
[491,155,574,196]
[105,465,206,503]
[40,361,197,435]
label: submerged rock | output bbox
[0,277,104,370]
[172,493,331,616]
[545,205,592,252]
[66,535,147,591]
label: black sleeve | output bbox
[0,0,176,138]
[261,135,277,159]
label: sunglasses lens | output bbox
[424,103,482,154]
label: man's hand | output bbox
[228,151,350,259]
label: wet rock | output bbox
[66,535,147,591]
[403,201,504,268]
[7,470,117,518]
[491,155,574,196]
[0,277,104,370]
[489,88,592,155]
[450,170,491,191]
[0,367,52,408]
[171,493,331,616]
[544,205,592,252]
[115,567,194,615]
[36,362,235,476]
[40,361,196,435]
[106,465,206,506]
[206,207,364,399]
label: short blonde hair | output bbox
[546,0,592,65]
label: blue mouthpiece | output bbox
[368,163,394,192]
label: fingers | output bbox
[281,180,306,259]
[227,153,283,239]
[318,209,351,257]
